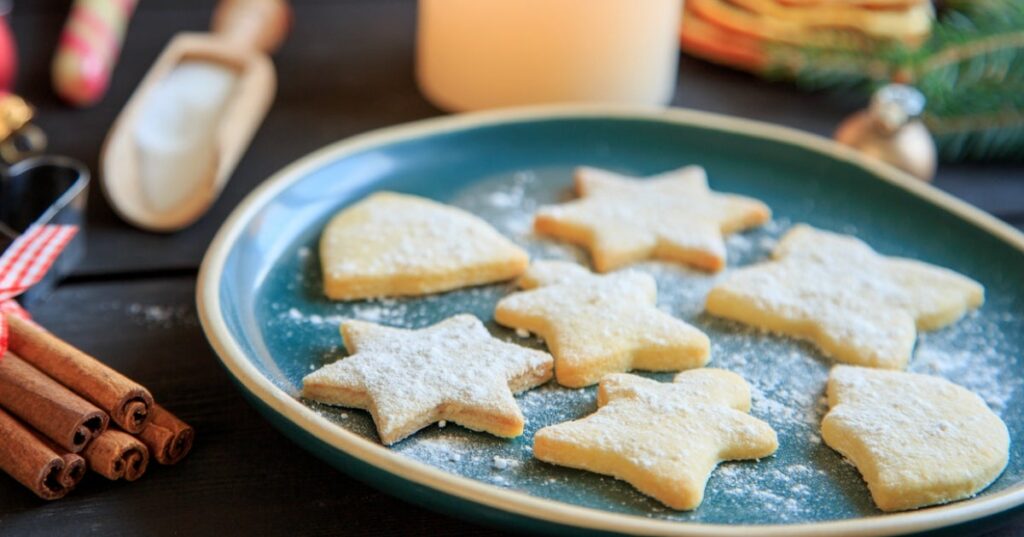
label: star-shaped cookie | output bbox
[320,192,529,300]
[494,261,710,388]
[301,314,553,445]
[534,166,771,272]
[533,369,778,510]
[706,224,984,369]
[822,365,1009,512]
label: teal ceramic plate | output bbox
[197,106,1024,536]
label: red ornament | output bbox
[0,11,17,91]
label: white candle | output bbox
[417,0,681,112]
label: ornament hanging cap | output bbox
[870,84,926,133]
[0,92,46,163]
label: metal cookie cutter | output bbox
[0,93,89,305]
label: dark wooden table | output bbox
[2,1,1022,535]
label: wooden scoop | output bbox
[100,0,290,232]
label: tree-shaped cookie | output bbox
[706,224,984,369]
[534,369,778,510]
[302,314,553,445]
[822,365,1009,512]
[534,166,771,272]
[494,261,710,387]
[320,192,529,300]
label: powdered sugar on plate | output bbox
[257,166,1023,524]
[910,316,1021,413]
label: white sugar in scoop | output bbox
[134,60,237,214]
[100,0,289,232]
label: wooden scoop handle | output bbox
[211,0,291,53]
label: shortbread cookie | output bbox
[302,314,553,445]
[534,166,770,272]
[494,261,710,387]
[822,365,1009,512]
[320,192,529,300]
[706,224,984,369]
[534,369,778,510]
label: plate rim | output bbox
[197,104,1024,537]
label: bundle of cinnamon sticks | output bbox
[0,314,194,499]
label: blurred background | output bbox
[5,1,1020,276]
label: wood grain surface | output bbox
[1,1,1021,536]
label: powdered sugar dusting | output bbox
[126,303,197,327]
[321,192,526,280]
[257,166,1023,524]
[911,314,1021,414]
[710,225,985,369]
[495,260,709,387]
[303,314,553,444]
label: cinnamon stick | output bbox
[0,407,70,500]
[6,314,154,433]
[82,429,149,481]
[56,452,87,489]
[34,433,87,490]
[0,352,108,452]
[138,404,194,465]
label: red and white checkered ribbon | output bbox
[0,224,78,356]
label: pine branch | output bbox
[914,3,1024,160]
[769,0,1024,162]
[920,32,1024,76]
